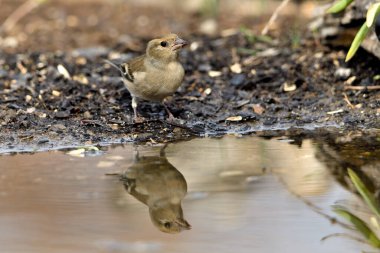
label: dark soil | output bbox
[0,1,379,152]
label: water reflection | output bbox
[119,145,191,233]
[1,135,377,253]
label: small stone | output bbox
[204,88,212,95]
[55,111,70,118]
[25,95,32,103]
[198,64,211,72]
[230,74,245,86]
[83,111,92,119]
[75,57,87,65]
[26,107,36,114]
[199,18,218,35]
[73,75,89,85]
[37,138,49,144]
[51,124,66,130]
[190,42,199,51]
[52,90,61,97]
[335,67,352,79]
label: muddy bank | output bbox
[0,31,380,152]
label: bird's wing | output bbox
[121,55,146,83]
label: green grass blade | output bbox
[366,3,380,27]
[327,0,354,14]
[345,23,370,62]
[348,169,380,219]
[334,207,380,248]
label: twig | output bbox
[343,93,355,109]
[0,0,47,34]
[261,0,291,35]
[344,85,380,91]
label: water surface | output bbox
[1,136,378,253]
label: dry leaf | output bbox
[284,82,297,92]
[226,116,243,121]
[253,104,265,115]
[57,64,71,79]
[208,70,222,77]
[230,63,242,74]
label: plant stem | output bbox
[261,0,291,35]
[0,0,46,34]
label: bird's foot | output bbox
[133,116,146,123]
[166,113,176,123]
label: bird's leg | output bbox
[162,100,175,122]
[131,96,145,123]
[159,143,168,157]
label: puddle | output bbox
[1,136,379,253]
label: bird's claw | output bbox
[133,116,146,123]
[166,114,176,123]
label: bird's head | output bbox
[146,34,188,63]
[149,204,191,233]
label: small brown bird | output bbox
[120,146,191,233]
[106,34,188,122]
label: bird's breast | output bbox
[125,62,184,102]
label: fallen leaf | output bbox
[52,90,61,97]
[25,95,32,102]
[253,104,265,115]
[345,76,356,85]
[284,82,297,92]
[73,74,89,85]
[226,116,243,121]
[204,88,212,95]
[66,148,86,157]
[208,70,222,77]
[57,64,71,79]
[230,63,242,74]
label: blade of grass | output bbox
[348,169,380,219]
[334,207,380,248]
[345,23,370,62]
[327,0,354,14]
[366,3,380,28]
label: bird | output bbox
[118,145,191,233]
[105,34,188,122]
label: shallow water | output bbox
[1,135,379,253]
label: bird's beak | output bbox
[176,218,191,230]
[172,37,188,51]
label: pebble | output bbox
[334,67,352,79]
[230,74,245,86]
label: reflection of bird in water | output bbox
[120,145,191,233]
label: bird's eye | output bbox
[164,222,171,229]
[160,41,168,47]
